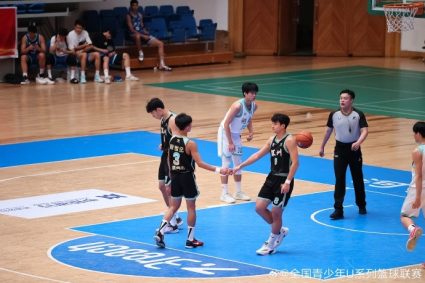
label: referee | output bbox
[319,89,368,220]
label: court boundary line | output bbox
[0,267,71,283]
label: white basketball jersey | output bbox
[221,99,255,134]
[409,144,425,189]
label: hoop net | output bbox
[383,2,424,32]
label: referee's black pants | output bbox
[333,141,366,211]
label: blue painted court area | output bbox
[2,131,424,279]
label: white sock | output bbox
[104,69,109,78]
[47,69,52,78]
[158,219,168,234]
[95,70,100,77]
[408,224,416,233]
[125,67,131,77]
[70,69,75,79]
[170,213,177,226]
[187,226,195,241]
[235,181,242,193]
[160,58,165,67]
[221,184,229,194]
[39,69,45,76]
[81,71,86,77]
[23,72,28,77]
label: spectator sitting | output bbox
[47,28,78,84]
[126,0,172,71]
[20,22,50,85]
[67,20,103,83]
[91,29,139,83]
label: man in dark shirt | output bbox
[91,29,139,83]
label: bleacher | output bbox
[80,4,232,69]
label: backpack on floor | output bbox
[3,73,23,84]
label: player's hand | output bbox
[247,132,254,142]
[412,197,421,209]
[281,183,290,194]
[219,167,229,175]
[319,148,325,157]
[233,165,241,173]
[228,143,235,153]
[351,142,360,151]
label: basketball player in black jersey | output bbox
[234,113,299,255]
[154,113,230,249]
[146,98,182,233]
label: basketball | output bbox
[296,130,313,149]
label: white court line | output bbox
[0,267,70,283]
[0,159,158,183]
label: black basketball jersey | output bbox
[270,134,291,175]
[25,33,40,54]
[168,136,195,175]
[160,113,175,150]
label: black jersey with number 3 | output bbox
[270,134,291,175]
[168,136,195,175]
[160,113,175,150]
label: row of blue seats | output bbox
[82,7,217,46]
[1,3,46,14]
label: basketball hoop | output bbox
[383,2,424,32]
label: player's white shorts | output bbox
[217,125,243,174]
[401,186,425,218]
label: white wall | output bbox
[79,0,228,30]
[401,18,425,52]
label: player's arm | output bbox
[352,127,368,151]
[223,102,241,150]
[38,35,46,53]
[168,116,177,136]
[319,127,333,157]
[234,136,272,172]
[246,103,257,141]
[126,14,137,33]
[187,141,227,175]
[281,135,299,193]
[20,36,29,54]
[412,149,423,209]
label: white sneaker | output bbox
[36,76,47,85]
[138,50,144,62]
[125,74,139,81]
[104,76,111,84]
[94,74,104,83]
[163,224,179,234]
[234,191,251,201]
[407,226,423,251]
[80,74,86,84]
[256,242,275,256]
[220,193,235,204]
[273,227,289,249]
[44,77,55,85]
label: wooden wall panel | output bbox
[228,0,244,54]
[243,0,279,55]
[313,0,348,56]
[348,0,386,56]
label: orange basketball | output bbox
[296,130,313,149]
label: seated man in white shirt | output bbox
[66,20,102,83]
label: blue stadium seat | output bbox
[159,5,174,17]
[198,19,217,41]
[27,3,45,13]
[144,6,159,18]
[180,14,199,40]
[176,6,193,15]
[82,10,101,33]
[148,17,170,41]
[169,20,186,43]
[100,9,117,35]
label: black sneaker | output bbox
[185,238,204,249]
[154,231,165,248]
[330,210,344,220]
[70,78,79,84]
[359,207,367,215]
[20,75,30,85]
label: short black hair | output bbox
[58,28,68,37]
[271,113,290,128]
[28,22,37,33]
[413,121,425,138]
[130,0,138,5]
[74,19,84,28]
[340,89,355,99]
[146,98,165,113]
[242,82,259,96]
[175,113,192,130]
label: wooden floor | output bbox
[0,56,424,283]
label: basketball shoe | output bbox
[407,226,422,251]
[273,227,289,249]
[154,230,165,248]
[220,192,235,203]
[234,191,251,201]
[256,241,276,256]
[163,224,179,234]
[185,239,204,249]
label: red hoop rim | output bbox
[383,2,424,9]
